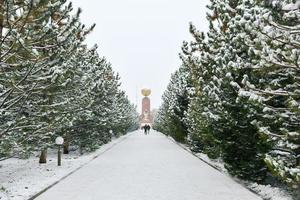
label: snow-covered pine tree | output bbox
[153,101,169,134]
[64,51,139,152]
[0,0,96,161]
[0,0,138,161]
[54,45,103,153]
[153,65,191,142]
[180,22,223,158]
[179,0,271,181]
[0,0,72,158]
[110,90,139,135]
[155,0,299,188]
[207,0,272,181]
[237,0,300,187]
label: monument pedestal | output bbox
[139,89,153,127]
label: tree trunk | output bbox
[79,144,83,155]
[0,0,4,62]
[39,149,47,164]
[63,135,70,154]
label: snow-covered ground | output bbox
[1,130,292,200]
[0,132,133,200]
[168,137,294,200]
[194,153,294,200]
[33,130,261,200]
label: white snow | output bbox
[248,183,293,200]
[34,131,261,200]
[230,81,241,89]
[0,132,132,200]
[1,131,293,200]
[282,1,300,11]
[193,149,293,200]
[168,137,293,200]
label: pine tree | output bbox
[236,0,300,187]
[181,23,223,158]
[179,0,271,181]
[156,0,299,189]
[0,0,96,160]
[0,0,139,160]
[153,65,191,142]
[209,0,271,181]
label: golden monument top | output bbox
[141,89,151,97]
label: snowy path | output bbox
[34,131,261,200]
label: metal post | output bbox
[58,145,61,166]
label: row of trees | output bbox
[154,0,299,189]
[0,0,139,162]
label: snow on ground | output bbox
[194,153,293,200]
[1,130,292,200]
[247,183,293,200]
[34,130,261,200]
[0,132,133,200]
[186,149,292,200]
[166,135,293,200]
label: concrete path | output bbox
[34,131,261,200]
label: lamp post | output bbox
[55,136,64,166]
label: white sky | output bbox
[71,0,209,113]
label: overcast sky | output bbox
[71,0,210,113]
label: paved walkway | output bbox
[34,131,261,200]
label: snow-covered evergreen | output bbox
[153,65,191,142]
[235,0,300,187]
[155,0,299,191]
[0,0,139,160]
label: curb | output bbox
[27,132,133,200]
[163,134,264,200]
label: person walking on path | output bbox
[147,124,151,134]
[143,125,147,134]
[143,124,150,134]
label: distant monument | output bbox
[140,89,153,126]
